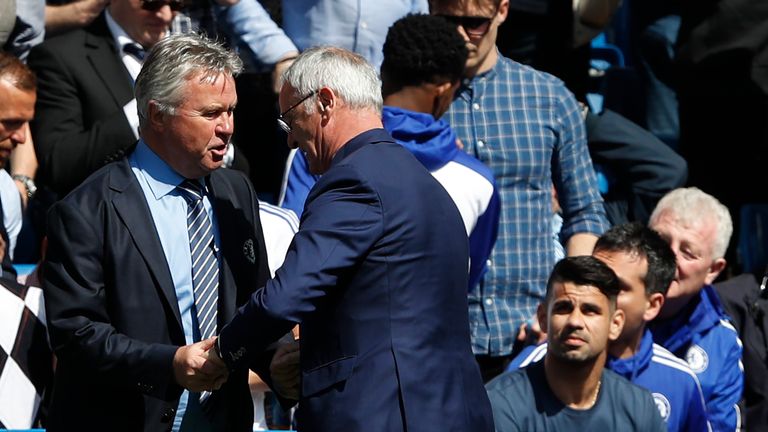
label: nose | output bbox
[156,4,175,22]
[10,125,27,145]
[565,309,585,329]
[456,25,471,43]
[216,111,234,136]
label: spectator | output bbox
[649,187,744,431]
[29,0,177,198]
[42,34,286,431]
[429,0,608,381]
[0,52,36,265]
[486,256,665,431]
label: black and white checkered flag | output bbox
[0,278,52,429]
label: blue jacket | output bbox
[508,330,712,432]
[280,106,500,291]
[651,285,744,431]
[219,129,494,432]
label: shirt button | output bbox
[472,103,481,110]
[485,298,494,306]
[486,259,492,267]
[360,21,368,29]
[477,140,485,148]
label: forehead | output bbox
[652,210,716,248]
[550,281,610,308]
[0,80,35,112]
[594,250,647,286]
[432,0,498,15]
[179,72,235,98]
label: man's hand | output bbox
[173,337,228,392]
[516,316,547,346]
[271,53,299,94]
[269,340,300,400]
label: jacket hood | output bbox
[382,106,459,172]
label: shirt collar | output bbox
[105,10,141,54]
[457,47,502,100]
[330,128,394,168]
[131,140,187,200]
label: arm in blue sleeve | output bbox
[215,0,298,69]
[551,86,609,240]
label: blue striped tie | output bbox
[178,179,218,403]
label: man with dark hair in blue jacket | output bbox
[510,223,712,431]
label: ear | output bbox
[496,0,510,23]
[608,307,625,342]
[642,292,665,322]
[435,81,454,98]
[537,302,548,334]
[148,101,165,130]
[704,258,726,285]
[316,87,336,116]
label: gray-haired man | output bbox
[43,33,276,431]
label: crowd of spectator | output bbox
[1,0,767,430]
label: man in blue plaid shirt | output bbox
[430,0,609,381]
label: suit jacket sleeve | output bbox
[28,39,136,195]
[218,163,382,370]
[44,199,179,400]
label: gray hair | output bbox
[649,187,733,260]
[282,46,382,115]
[135,33,243,128]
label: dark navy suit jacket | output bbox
[218,129,494,431]
[43,158,271,431]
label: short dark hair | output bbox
[594,222,676,296]
[0,52,36,91]
[381,14,468,96]
[546,256,620,305]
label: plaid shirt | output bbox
[445,54,608,356]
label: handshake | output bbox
[172,336,301,399]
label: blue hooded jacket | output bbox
[651,285,744,431]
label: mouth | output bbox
[209,143,228,159]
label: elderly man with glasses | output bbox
[429,0,609,382]
[211,45,494,432]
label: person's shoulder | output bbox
[32,25,89,54]
[602,368,655,400]
[50,160,129,215]
[650,343,701,379]
[259,202,300,233]
[496,55,569,90]
[450,151,495,184]
[486,365,536,397]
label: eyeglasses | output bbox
[141,0,185,12]
[277,90,316,134]
[438,14,495,38]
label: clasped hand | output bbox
[173,337,229,392]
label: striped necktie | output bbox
[177,179,218,403]
[122,42,146,61]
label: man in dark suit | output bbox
[27,0,173,198]
[211,46,494,431]
[43,34,274,431]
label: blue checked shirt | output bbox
[444,54,608,356]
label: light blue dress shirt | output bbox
[282,0,428,68]
[129,140,221,432]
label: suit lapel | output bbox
[85,15,134,107]
[110,160,183,327]
[207,174,238,323]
